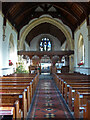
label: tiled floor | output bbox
[27,74,73,119]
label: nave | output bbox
[0,72,90,120]
[27,74,73,119]
[0,2,90,119]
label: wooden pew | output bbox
[62,80,90,98]
[53,73,90,91]
[0,87,31,112]
[0,73,39,95]
[0,81,35,97]
[83,100,90,119]
[67,86,90,110]
[0,86,29,119]
[0,91,27,119]
[3,73,36,77]
[55,73,90,81]
[0,77,34,80]
[59,79,90,109]
[0,73,39,119]
[0,78,37,110]
[55,76,90,98]
[53,73,90,119]
[74,92,90,118]
[0,100,21,119]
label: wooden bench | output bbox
[0,73,39,97]
[0,73,39,119]
[74,92,90,118]
[83,100,90,119]
[57,77,90,108]
[62,80,90,97]
[0,100,21,119]
[0,78,37,109]
[53,73,90,119]
[0,87,31,112]
[55,73,90,80]
[3,73,36,77]
[0,92,27,119]
[67,86,90,109]
[54,74,90,97]
[0,83,34,119]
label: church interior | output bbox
[0,1,90,120]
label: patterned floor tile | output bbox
[27,75,73,119]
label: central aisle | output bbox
[27,74,73,119]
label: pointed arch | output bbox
[8,33,15,62]
[77,33,85,65]
[19,16,73,50]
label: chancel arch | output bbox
[19,16,73,50]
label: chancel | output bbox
[0,1,90,120]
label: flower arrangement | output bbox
[15,65,29,73]
[78,60,84,67]
[9,60,13,66]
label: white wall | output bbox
[88,26,90,68]
[24,41,30,51]
[61,41,66,50]
[0,12,3,76]
[1,15,18,76]
[29,34,61,51]
[74,20,90,75]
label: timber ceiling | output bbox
[2,2,90,45]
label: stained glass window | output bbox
[40,38,51,51]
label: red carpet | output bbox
[27,75,73,119]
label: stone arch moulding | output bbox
[19,16,73,50]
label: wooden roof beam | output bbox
[17,11,75,32]
[51,3,79,21]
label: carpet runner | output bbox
[27,74,73,119]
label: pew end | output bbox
[0,100,21,119]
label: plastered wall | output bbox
[0,13,18,76]
[29,34,61,51]
[74,20,90,75]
